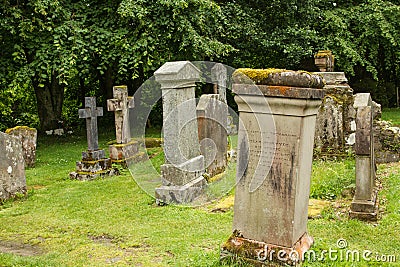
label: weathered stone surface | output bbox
[197,94,228,177]
[350,93,378,221]
[107,85,135,144]
[314,50,334,72]
[0,132,27,201]
[79,97,103,151]
[223,79,322,265]
[71,96,116,180]
[232,84,325,99]
[374,120,400,163]
[211,63,227,103]
[355,106,372,155]
[233,69,325,88]
[313,72,355,155]
[6,126,37,168]
[154,61,207,204]
[221,231,314,266]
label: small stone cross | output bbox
[79,97,103,151]
[107,85,135,144]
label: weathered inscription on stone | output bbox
[240,126,297,198]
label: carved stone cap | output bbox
[233,68,325,89]
[232,84,325,99]
[154,61,201,89]
[314,72,348,85]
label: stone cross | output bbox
[107,85,135,144]
[211,63,227,103]
[79,97,103,151]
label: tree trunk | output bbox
[99,67,114,105]
[34,72,65,132]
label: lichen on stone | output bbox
[315,50,334,59]
[232,68,325,88]
[5,126,36,134]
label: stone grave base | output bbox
[349,189,378,221]
[109,140,147,167]
[70,149,118,181]
[155,176,207,205]
[220,231,314,267]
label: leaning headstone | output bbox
[154,61,207,204]
[350,93,378,220]
[6,126,37,168]
[221,69,324,266]
[196,94,228,177]
[0,132,27,201]
[70,97,116,180]
[107,85,145,167]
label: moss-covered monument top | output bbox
[232,68,325,99]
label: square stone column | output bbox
[154,61,207,204]
[350,93,378,220]
[221,69,324,266]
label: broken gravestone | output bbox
[6,126,37,168]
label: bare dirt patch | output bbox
[0,240,43,256]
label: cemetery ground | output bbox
[0,126,399,266]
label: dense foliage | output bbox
[1,0,399,131]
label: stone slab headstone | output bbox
[196,94,228,177]
[221,69,324,266]
[154,61,207,204]
[70,97,116,180]
[211,63,237,135]
[107,85,145,167]
[6,126,37,168]
[350,93,378,220]
[0,132,27,201]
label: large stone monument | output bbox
[107,85,144,167]
[350,93,378,220]
[6,126,37,168]
[221,69,325,266]
[70,97,116,180]
[154,61,207,204]
[196,94,228,177]
[0,132,27,201]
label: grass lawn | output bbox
[0,130,399,266]
[382,108,400,126]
